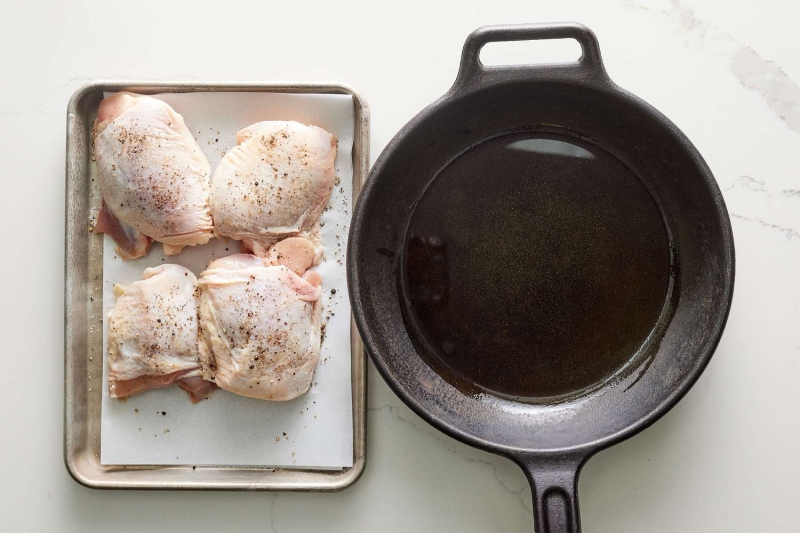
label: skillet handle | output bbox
[455,23,605,87]
[513,453,586,533]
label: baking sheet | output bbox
[100,92,354,468]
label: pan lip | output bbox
[348,77,735,458]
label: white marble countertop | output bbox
[2,0,798,531]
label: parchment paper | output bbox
[100,92,354,468]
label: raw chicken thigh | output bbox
[93,93,214,259]
[197,238,322,401]
[211,121,336,256]
[107,264,212,403]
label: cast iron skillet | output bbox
[348,23,734,532]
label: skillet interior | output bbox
[399,128,675,403]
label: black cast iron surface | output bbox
[348,23,734,533]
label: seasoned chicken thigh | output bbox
[93,93,214,259]
[107,264,212,403]
[211,121,336,256]
[197,238,322,401]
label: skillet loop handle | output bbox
[514,453,585,533]
[455,23,605,87]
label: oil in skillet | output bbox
[402,131,673,400]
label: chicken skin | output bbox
[93,93,214,259]
[197,238,322,401]
[210,121,336,256]
[107,264,212,403]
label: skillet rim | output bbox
[347,75,735,458]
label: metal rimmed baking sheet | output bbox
[65,81,368,490]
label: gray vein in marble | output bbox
[624,0,727,49]
[725,175,769,194]
[368,404,532,511]
[731,213,800,240]
[733,48,800,133]
[665,0,718,47]
[724,174,800,224]
[626,0,800,133]
[727,176,800,200]
[268,493,278,533]
[0,107,52,119]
